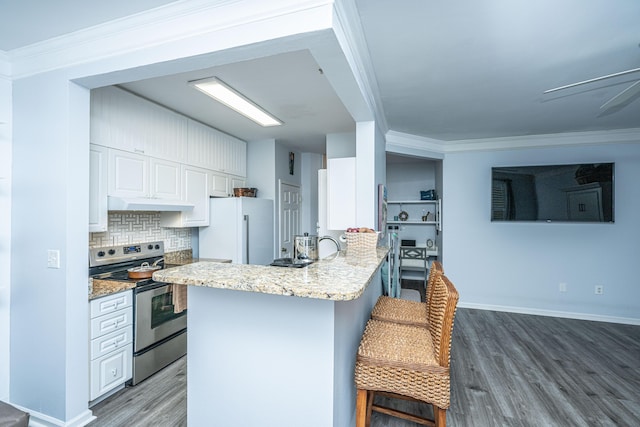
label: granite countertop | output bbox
[89,251,232,300]
[152,247,389,301]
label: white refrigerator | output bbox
[199,197,274,265]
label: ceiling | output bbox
[1,0,639,153]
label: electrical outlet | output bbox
[47,249,60,269]
[595,285,604,295]
[559,282,567,293]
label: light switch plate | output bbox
[47,249,60,269]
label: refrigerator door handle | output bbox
[244,214,249,264]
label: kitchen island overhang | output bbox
[153,248,388,427]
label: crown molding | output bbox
[0,52,9,80]
[332,0,387,130]
[6,0,334,79]
[385,130,446,159]
[386,128,640,156]
[442,127,640,152]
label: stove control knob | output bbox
[97,251,105,257]
[148,245,153,250]
[108,249,116,255]
[154,244,160,250]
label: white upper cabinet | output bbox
[89,144,108,232]
[210,171,230,197]
[161,165,210,227]
[91,86,188,162]
[186,119,246,177]
[108,149,149,198]
[327,157,356,230]
[108,149,182,200]
[150,158,182,200]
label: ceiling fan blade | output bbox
[600,80,640,111]
[544,67,640,94]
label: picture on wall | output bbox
[289,152,294,175]
[378,184,387,239]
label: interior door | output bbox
[279,181,301,259]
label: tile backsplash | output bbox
[89,212,192,251]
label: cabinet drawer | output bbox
[91,325,133,361]
[90,308,133,339]
[90,291,132,319]
[90,343,133,401]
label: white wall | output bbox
[442,138,640,323]
[0,71,12,402]
[301,152,324,234]
[247,139,277,200]
[11,73,91,420]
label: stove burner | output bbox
[89,241,166,288]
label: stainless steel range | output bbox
[89,241,187,385]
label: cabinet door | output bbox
[151,159,181,200]
[181,165,210,226]
[210,171,230,197]
[186,119,218,170]
[108,149,149,198]
[91,326,133,361]
[90,307,133,339]
[90,291,132,319]
[91,86,188,162]
[230,176,246,193]
[227,138,247,177]
[89,145,108,232]
[90,343,133,401]
[327,157,356,230]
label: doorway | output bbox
[278,180,301,259]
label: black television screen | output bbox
[491,163,614,223]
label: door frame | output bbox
[278,179,301,259]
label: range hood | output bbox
[108,196,195,212]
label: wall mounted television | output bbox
[491,163,614,223]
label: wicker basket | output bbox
[346,232,379,256]
[233,187,257,197]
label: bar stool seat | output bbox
[370,261,443,327]
[355,274,459,427]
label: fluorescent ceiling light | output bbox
[189,77,282,127]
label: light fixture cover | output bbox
[189,77,282,127]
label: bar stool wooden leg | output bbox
[356,389,368,427]
[434,406,446,426]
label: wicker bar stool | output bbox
[354,274,459,427]
[370,261,443,327]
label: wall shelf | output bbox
[388,199,441,231]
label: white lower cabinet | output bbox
[89,291,133,402]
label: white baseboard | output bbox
[13,405,95,427]
[458,302,640,326]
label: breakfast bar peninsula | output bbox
[153,247,387,427]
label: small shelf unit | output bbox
[387,199,441,231]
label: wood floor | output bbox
[87,308,640,427]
